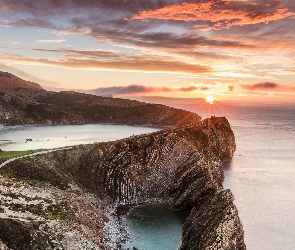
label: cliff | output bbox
[0,117,246,249]
[0,72,201,127]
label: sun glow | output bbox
[206,95,214,104]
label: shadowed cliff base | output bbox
[0,117,246,249]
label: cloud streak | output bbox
[242,82,278,90]
[89,85,170,95]
[36,40,66,44]
[5,49,211,74]
[241,82,295,93]
[89,84,208,95]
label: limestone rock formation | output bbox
[0,117,246,249]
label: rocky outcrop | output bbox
[0,117,245,249]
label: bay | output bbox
[0,124,159,151]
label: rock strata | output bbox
[0,117,246,249]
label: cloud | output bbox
[36,40,66,44]
[228,86,234,91]
[89,27,251,52]
[0,0,253,52]
[89,83,209,95]
[89,85,170,95]
[131,1,294,29]
[242,82,278,90]
[179,86,198,92]
[3,49,211,74]
[241,82,295,94]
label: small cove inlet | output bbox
[123,204,187,250]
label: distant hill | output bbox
[0,71,43,91]
[0,72,201,127]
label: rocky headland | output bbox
[0,117,246,249]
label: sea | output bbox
[1,100,294,249]
[166,99,295,250]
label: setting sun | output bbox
[206,95,214,104]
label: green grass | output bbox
[0,149,45,159]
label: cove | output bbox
[0,124,159,151]
[124,204,187,250]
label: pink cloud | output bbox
[241,82,295,93]
[242,82,278,90]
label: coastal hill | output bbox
[0,72,43,91]
[0,71,201,127]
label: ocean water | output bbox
[222,105,295,250]
[0,124,159,151]
[167,100,295,250]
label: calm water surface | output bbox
[124,204,186,250]
[0,124,159,151]
[174,101,295,250]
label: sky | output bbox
[0,0,295,103]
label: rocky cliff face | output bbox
[0,117,246,249]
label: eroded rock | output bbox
[0,117,246,249]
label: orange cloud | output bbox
[131,1,294,29]
[179,86,198,92]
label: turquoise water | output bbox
[124,204,186,250]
